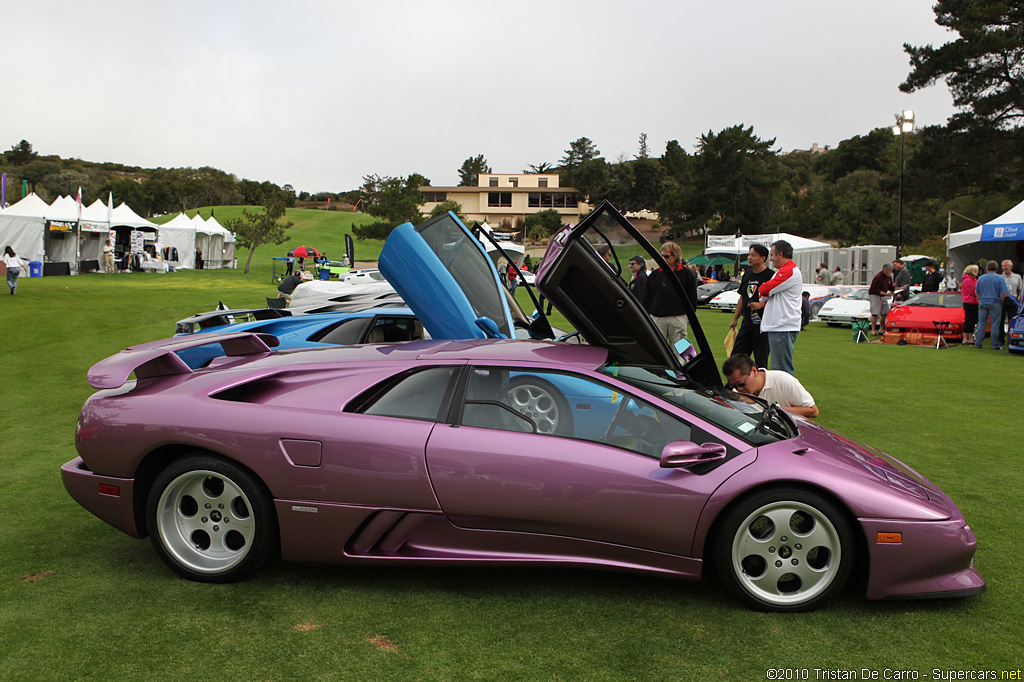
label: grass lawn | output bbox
[1,211,1020,680]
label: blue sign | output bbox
[981,223,1023,241]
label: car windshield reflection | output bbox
[903,293,962,308]
[599,362,790,444]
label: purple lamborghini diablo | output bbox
[62,203,984,611]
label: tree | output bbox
[636,133,650,159]
[687,125,784,234]
[901,1,1024,128]
[560,137,601,169]
[20,160,61,192]
[428,199,465,222]
[7,140,37,166]
[522,162,553,174]
[225,193,294,274]
[457,155,491,186]
[523,209,563,236]
[361,173,429,227]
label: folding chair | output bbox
[852,319,870,343]
[932,320,950,349]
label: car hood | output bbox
[379,212,516,340]
[535,201,720,386]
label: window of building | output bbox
[528,193,540,208]
[488,192,512,207]
[538,178,548,188]
[509,177,518,187]
[488,177,499,187]
[421,192,447,203]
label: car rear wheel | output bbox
[715,488,853,612]
[147,455,277,582]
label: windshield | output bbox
[903,292,961,308]
[416,213,512,337]
[697,282,726,296]
[599,363,791,445]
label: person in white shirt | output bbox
[3,246,27,295]
[746,240,802,376]
[722,353,818,418]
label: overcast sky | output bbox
[4,0,958,193]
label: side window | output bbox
[460,367,693,458]
[366,317,425,343]
[361,367,456,421]
[313,317,373,345]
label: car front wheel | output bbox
[146,455,277,582]
[715,488,854,612]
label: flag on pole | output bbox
[76,186,83,220]
[107,191,114,224]
[1,173,6,207]
[326,197,331,211]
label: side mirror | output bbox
[474,316,505,339]
[673,338,698,363]
[660,441,728,469]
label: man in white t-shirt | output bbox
[722,353,818,418]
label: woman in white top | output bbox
[3,246,27,295]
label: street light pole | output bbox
[892,110,915,259]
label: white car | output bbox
[817,288,872,326]
[709,290,740,312]
[709,284,853,319]
[817,287,915,326]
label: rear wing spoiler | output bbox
[175,308,290,335]
[88,332,280,390]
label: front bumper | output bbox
[860,517,984,600]
[61,457,143,538]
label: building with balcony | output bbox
[418,173,589,226]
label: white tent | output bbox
[158,212,198,269]
[78,199,110,267]
[191,214,213,268]
[705,232,832,255]
[42,196,81,266]
[0,193,48,261]
[705,232,834,283]
[205,214,235,268]
[110,202,158,231]
[947,200,1024,275]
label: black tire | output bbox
[146,454,278,583]
[826,322,843,328]
[714,487,854,612]
[506,377,574,437]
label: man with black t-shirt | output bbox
[729,243,774,366]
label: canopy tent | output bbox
[192,214,213,268]
[947,200,1024,275]
[705,232,831,255]
[0,193,49,260]
[205,215,235,268]
[110,202,158,231]
[706,232,833,283]
[77,199,111,264]
[158,212,199,268]
[41,196,81,266]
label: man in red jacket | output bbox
[748,240,802,376]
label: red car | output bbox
[885,292,968,340]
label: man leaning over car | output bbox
[722,353,818,418]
